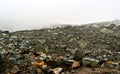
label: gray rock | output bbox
[23,54,30,59]
[11,35,17,39]
[83,58,100,67]
[78,40,89,49]
[0,49,6,54]
[103,55,107,58]
[9,57,16,62]
[38,39,46,44]
[39,53,47,61]
[100,28,113,34]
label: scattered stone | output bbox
[1,20,120,73]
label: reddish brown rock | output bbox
[72,61,80,69]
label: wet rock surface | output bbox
[1,20,120,74]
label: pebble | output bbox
[72,61,80,69]
[52,67,63,74]
[36,68,42,74]
[10,65,20,74]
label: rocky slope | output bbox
[0,20,120,74]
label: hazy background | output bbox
[0,0,120,32]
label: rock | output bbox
[11,35,17,39]
[57,56,63,61]
[65,60,74,62]
[78,40,89,49]
[40,65,49,71]
[22,48,30,54]
[10,65,20,74]
[108,24,117,29]
[28,65,36,74]
[15,54,22,60]
[5,69,10,74]
[117,42,120,46]
[23,54,30,59]
[38,39,46,44]
[0,49,6,55]
[0,53,3,62]
[83,58,100,68]
[47,55,52,60]
[116,52,120,55]
[0,53,5,73]
[104,61,119,69]
[103,55,107,58]
[100,28,113,34]
[71,61,80,69]
[74,49,84,59]
[32,61,45,67]
[39,53,47,61]
[73,55,82,61]
[0,46,3,49]
[52,67,63,74]
[36,68,42,74]
[45,60,72,70]
[8,57,16,62]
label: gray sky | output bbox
[0,0,120,31]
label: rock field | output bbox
[1,20,120,74]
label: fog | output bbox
[0,0,120,31]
